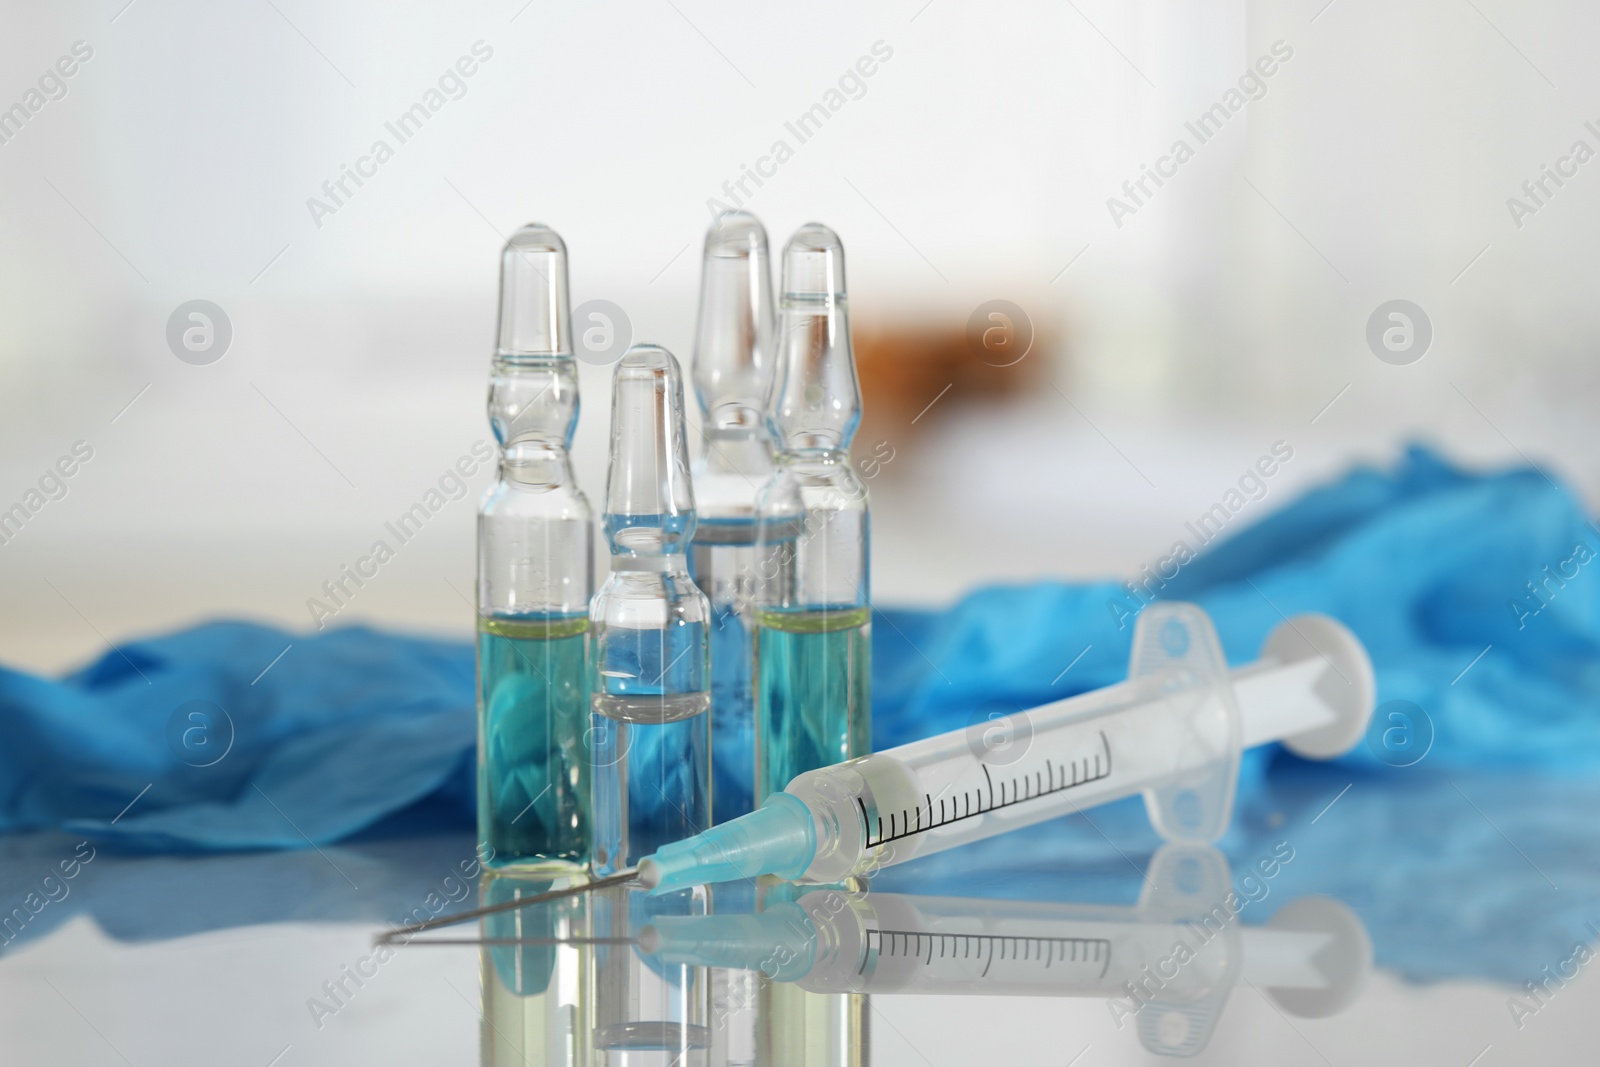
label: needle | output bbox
[374,867,640,944]
[398,936,639,948]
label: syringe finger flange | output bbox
[1129,603,1242,844]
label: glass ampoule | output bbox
[753,223,872,805]
[590,344,713,875]
[751,223,873,1067]
[688,211,777,827]
[476,224,595,871]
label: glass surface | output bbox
[5,766,1600,1065]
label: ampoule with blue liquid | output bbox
[590,344,713,874]
[753,223,872,805]
[688,211,777,826]
[752,227,873,1065]
[476,224,595,871]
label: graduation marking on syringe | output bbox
[862,731,1113,848]
[867,928,1112,980]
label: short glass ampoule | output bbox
[752,223,872,805]
[476,223,595,872]
[590,343,713,875]
[688,210,778,826]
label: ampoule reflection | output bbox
[479,870,594,1067]
[591,883,713,1066]
[754,879,867,1067]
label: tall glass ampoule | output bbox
[590,344,713,875]
[688,211,777,827]
[477,223,594,871]
[751,224,871,1067]
[753,223,872,804]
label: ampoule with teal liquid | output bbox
[688,211,777,826]
[753,223,872,805]
[476,223,594,871]
[589,344,713,874]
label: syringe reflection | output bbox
[461,845,1370,1061]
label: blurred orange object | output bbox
[853,314,1051,454]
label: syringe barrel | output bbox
[789,673,1221,883]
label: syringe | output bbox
[638,602,1373,893]
[641,845,1371,1057]
[380,601,1373,942]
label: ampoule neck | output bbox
[778,446,849,467]
[604,521,694,563]
[502,441,576,488]
[706,400,768,437]
[697,400,776,491]
[489,354,580,454]
[607,548,693,573]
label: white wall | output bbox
[1,0,1596,667]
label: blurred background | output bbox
[7,3,1600,1065]
[4,0,1597,672]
